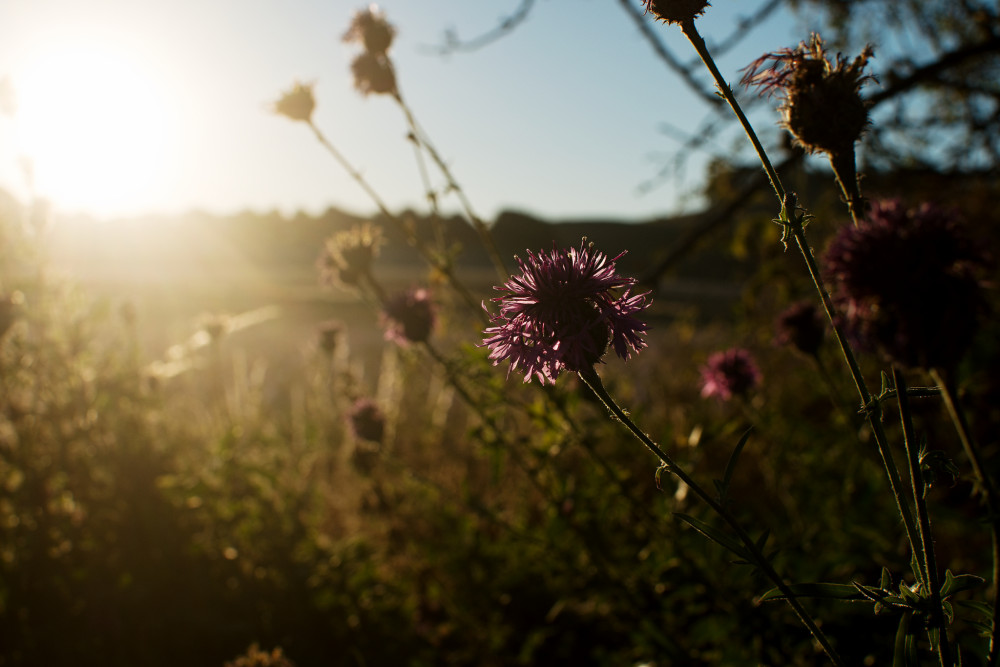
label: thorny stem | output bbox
[932,367,1000,667]
[894,368,952,667]
[577,366,846,667]
[679,18,923,570]
[306,120,485,321]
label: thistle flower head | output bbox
[349,398,385,444]
[775,300,825,357]
[343,5,396,55]
[700,348,761,401]
[482,239,650,384]
[318,223,383,289]
[272,81,316,123]
[382,287,435,346]
[823,199,991,370]
[641,0,711,25]
[350,52,397,97]
[742,34,875,156]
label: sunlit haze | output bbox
[0,0,802,222]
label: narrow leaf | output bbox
[673,513,747,559]
[719,427,753,500]
[941,570,984,598]
[759,582,862,603]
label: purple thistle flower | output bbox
[823,199,990,370]
[481,239,650,384]
[382,287,435,346]
[700,348,761,401]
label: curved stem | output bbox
[577,366,846,667]
[932,367,1000,667]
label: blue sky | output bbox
[0,0,810,222]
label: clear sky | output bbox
[0,0,808,223]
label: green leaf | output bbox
[717,427,752,502]
[957,600,994,619]
[759,582,863,603]
[893,613,909,667]
[655,463,669,490]
[941,570,984,598]
[881,567,893,591]
[673,513,747,559]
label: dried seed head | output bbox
[343,5,396,55]
[350,52,397,97]
[318,223,383,289]
[272,81,316,123]
[641,0,711,24]
[742,34,875,156]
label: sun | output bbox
[12,38,177,218]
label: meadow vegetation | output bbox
[1,1,999,665]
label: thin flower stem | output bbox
[829,149,864,227]
[932,367,1000,667]
[678,18,922,564]
[306,120,486,321]
[577,366,846,667]
[391,90,509,281]
[681,20,785,202]
[418,343,685,659]
[894,368,952,666]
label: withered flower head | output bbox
[382,287,435,346]
[742,34,875,156]
[272,81,316,123]
[823,199,991,370]
[343,5,396,55]
[775,300,825,358]
[482,239,650,385]
[700,348,761,402]
[641,0,711,24]
[318,223,383,289]
[350,52,397,97]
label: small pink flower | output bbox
[700,348,761,401]
[382,287,435,346]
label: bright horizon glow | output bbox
[11,37,178,218]
[0,1,806,224]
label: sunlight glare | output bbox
[13,40,177,218]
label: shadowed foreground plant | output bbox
[482,238,843,665]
